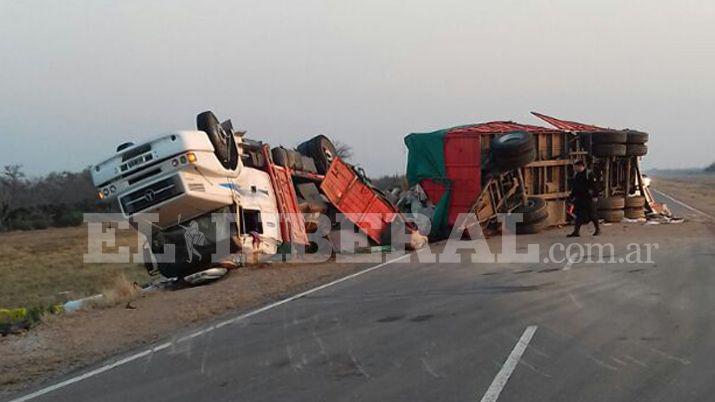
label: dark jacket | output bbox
[570,170,596,206]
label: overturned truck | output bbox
[91,111,423,282]
[402,113,653,238]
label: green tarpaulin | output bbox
[404,128,451,236]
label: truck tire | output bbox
[592,131,627,144]
[625,130,648,144]
[301,156,318,173]
[592,143,626,157]
[243,150,265,169]
[625,207,646,219]
[271,147,289,167]
[626,143,648,156]
[197,111,237,170]
[296,135,338,174]
[492,132,535,157]
[625,195,645,208]
[599,209,624,222]
[286,149,304,170]
[516,215,548,234]
[514,197,548,224]
[597,196,625,210]
[493,148,536,170]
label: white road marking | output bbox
[7,253,411,402]
[479,325,538,402]
[651,188,715,221]
[6,342,171,402]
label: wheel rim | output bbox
[322,147,334,162]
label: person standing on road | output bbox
[568,160,601,237]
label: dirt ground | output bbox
[1,176,713,396]
[652,175,715,217]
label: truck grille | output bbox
[120,176,183,215]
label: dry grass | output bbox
[0,225,148,309]
[92,274,141,309]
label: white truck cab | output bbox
[91,112,282,278]
[92,131,239,228]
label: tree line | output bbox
[0,165,105,232]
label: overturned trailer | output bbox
[404,121,574,237]
[403,113,653,237]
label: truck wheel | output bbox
[492,132,535,157]
[297,135,338,174]
[250,150,266,168]
[197,111,237,169]
[592,143,626,157]
[514,197,548,224]
[599,209,625,222]
[625,207,646,219]
[625,195,645,208]
[516,215,548,234]
[625,130,649,144]
[493,148,536,170]
[287,149,304,171]
[592,131,627,144]
[271,147,289,167]
[597,196,625,210]
[626,143,648,156]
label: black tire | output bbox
[514,197,548,224]
[625,130,649,144]
[197,111,237,169]
[253,151,266,168]
[296,135,338,174]
[625,207,646,219]
[592,131,627,144]
[599,209,624,222]
[271,147,289,167]
[492,132,535,157]
[493,148,536,170]
[626,143,648,156]
[516,215,548,234]
[592,143,626,157]
[243,150,265,169]
[287,149,304,170]
[301,156,318,173]
[597,196,625,210]
[625,196,645,208]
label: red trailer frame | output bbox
[320,157,401,244]
[261,145,309,245]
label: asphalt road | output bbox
[7,190,715,402]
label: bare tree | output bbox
[0,165,25,230]
[334,141,353,160]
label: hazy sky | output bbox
[1,0,713,177]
